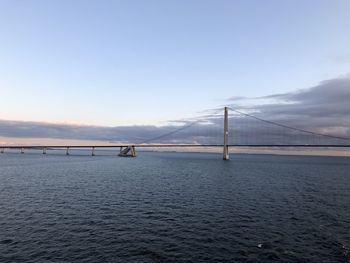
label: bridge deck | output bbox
[1,144,350,149]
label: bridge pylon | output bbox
[223,107,229,160]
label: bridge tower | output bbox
[223,107,229,160]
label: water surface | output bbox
[0,151,350,262]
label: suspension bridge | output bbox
[1,107,350,160]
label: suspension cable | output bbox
[139,109,223,144]
[228,107,350,141]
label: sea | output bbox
[0,150,349,262]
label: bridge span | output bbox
[1,107,350,159]
[1,144,350,159]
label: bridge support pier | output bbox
[21,148,24,154]
[92,147,95,156]
[66,147,70,155]
[118,146,136,157]
[223,107,229,160]
[43,147,47,154]
[1,148,4,154]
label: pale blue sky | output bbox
[0,0,349,126]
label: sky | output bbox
[0,0,350,144]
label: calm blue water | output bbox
[0,151,350,262]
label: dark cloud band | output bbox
[1,75,349,144]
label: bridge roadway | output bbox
[1,144,350,149]
[1,144,349,158]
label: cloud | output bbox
[0,118,223,145]
[228,75,350,143]
[0,75,349,146]
[227,96,249,101]
[0,120,167,143]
